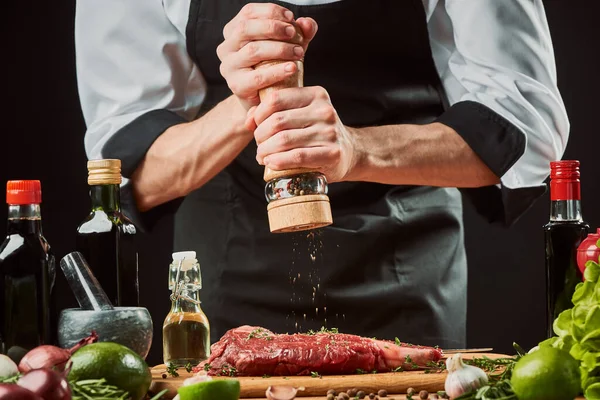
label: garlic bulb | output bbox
[444,353,489,399]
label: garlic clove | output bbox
[265,385,304,400]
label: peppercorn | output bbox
[356,391,366,399]
[340,393,350,400]
[407,388,416,396]
[161,373,167,379]
[327,395,334,400]
[419,390,429,399]
[377,389,388,397]
[369,394,376,399]
[347,388,358,397]
[327,389,337,396]
[300,190,305,195]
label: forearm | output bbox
[132,96,252,211]
[348,122,500,188]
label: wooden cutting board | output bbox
[149,353,506,399]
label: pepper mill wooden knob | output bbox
[255,24,333,233]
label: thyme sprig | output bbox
[166,362,179,378]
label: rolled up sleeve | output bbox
[427,0,569,225]
[75,0,204,230]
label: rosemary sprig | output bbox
[71,378,129,400]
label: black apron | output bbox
[175,0,467,348]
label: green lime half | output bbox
[178,379,241,400]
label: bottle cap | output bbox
[6,180,42,205]
[550,160,581,201]
[172,251,197,261]
[87,159,122,185]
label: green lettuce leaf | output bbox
[545,240,600,395]
[585,382,600,400]
[585,260,600,283]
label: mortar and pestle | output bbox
[57,252,153,359]
[257,23,333,233]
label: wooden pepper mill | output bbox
[255,24,333,233]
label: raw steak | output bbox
[196,326,443,377]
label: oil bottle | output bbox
[162,251,210,367]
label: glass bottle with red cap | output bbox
[544,160,589,339]
[0,180,55,363]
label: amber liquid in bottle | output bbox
[544,161,589,339]
[163,255,210,367]
[0,203,55,363]
[76,184,138,306]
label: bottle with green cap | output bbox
[76,159,139,307]
[163,251,210,367]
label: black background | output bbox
[2,1,599,366]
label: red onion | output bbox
[18,331,98,373]
[17,369,71,400]
[0,383,43,400]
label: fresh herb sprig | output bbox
[0,375,20,384]
[166,362,179,378]
[71,378,130,400]
[247,328,273,340]
[307,327,339,335]
[454,379,517,400]
[184,362,193,373]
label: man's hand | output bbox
[250,86,361,183]
[217,3,318,110]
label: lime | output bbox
[68,342,152,400]
[178,379,241,400]
[511,347,581,400]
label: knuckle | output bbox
[252,72,264,87]
[267,19,278,36]
[293,150,306,165]
[245,42,260,58]
[268,91,280,108]
[316,86,330,101]
[323,126,337,141]
[228,81,239,94]
[278,131,291,146]
[320,106,336,122]
[273,112,287,129]
[241,4,254,17]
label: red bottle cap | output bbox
[550,160,581,201]
[577,228,600,276]
[6,180,42,205]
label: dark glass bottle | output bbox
[76,159,139,307]
[544,160,589,338]
[0,180,55,363]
